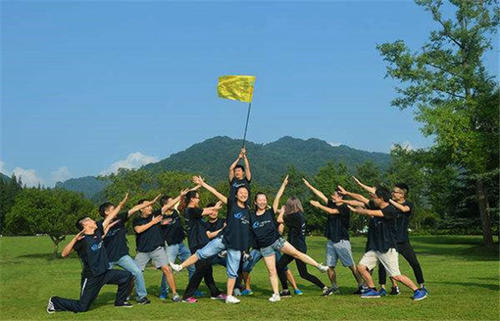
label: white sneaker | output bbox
[317,264,329,273]
[225,295,240,304]
[170,262,183,272]
[268,293,280,302]
[46,297,55,314]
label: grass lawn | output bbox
[0,235,498,320]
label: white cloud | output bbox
[12,167,44,187]
[0,160,7,175]
[328,142,341,147]
[100,152,158,175]
[51,166,71,183]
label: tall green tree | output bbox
[0,175,23,234]
[377,0,499,245]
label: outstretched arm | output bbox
[61,231,84,257]
[303,178,328,204]
[242,148,252,181]
[193,176,228,204]
[389,199,411,213]
[162,186,201,215]
[352,176,376,194]
[103,193,129,229]
[337,185,370,205]
[273,175,289,213]
[127,194,161,218]
[347,205,384,217]
[228,150,243,182]
[338,199,366,208]
[310,200,340,215]
[134,214,163,234]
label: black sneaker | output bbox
[46,297,56,314]
[322,287,335,296]
[115,301,133,308]
[390,286,400,296]
[279,290,291,298]
[137,297,151,305]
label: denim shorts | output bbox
[260,237,286,257]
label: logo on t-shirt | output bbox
[90,241,103,252]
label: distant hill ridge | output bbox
[57,136,390,199]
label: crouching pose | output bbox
[170,176,251,304]
[47,194,133,313]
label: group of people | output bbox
[47,148,428,314]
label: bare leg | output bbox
[161,265,177,294]
[263,255,279,294]
[392,274,418,291]
[348,265,364,286]
[286,270,299,290]
[328,267,337,287]
[242,272,251,290]
[180,254,199,269]
[358,264,375,288]
[281,242,319,267]
[227,278,236,296]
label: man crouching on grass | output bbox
[47,193,133,313]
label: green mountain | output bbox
[57,136,390,199]
[0,173,10,182]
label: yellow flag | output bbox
[217,75,256,103]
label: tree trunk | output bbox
[53,242,59,258]
[475,179,493,246]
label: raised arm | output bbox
[61,231,84,257]
[310,200,340,215]
[347,205,384,217]
[242,148,252,181]
[273,175,289,213]
[389,199,411,212]
[193,176,228,204]
[103,193,128,229]
[337,185,370,205]
[127,193,161,218]
[338,199,366,208]
[352,176,376,194]
[228,151,243,181]
[162,186,201,215]
[134,214,163,234]
[276,205,285,224]
[303,178,328,204]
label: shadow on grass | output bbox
[17,253,59,260]
[433,281,500,292]
[411,243,499,261]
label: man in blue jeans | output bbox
[99,193,161,304]
[158,194,195,299]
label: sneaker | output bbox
[46,297,56,314]
[241,289,254,296]
[182,297,198,304]
[211,294,227,300]
[171,293,181,302]
[353,285,368,295]
[194,289,205,297]
[280,289,291,298]
[316,264,329,273]
[233,288,242,296]
[294,289,304,296]
[269,293,281,302]
[225,295,240,304]
[115,301,133,307]
[218,250,227,258]
[322,287,335,296]
[137,297,151,305]
[390,286,400,296]
[413,289,427,301]
[170,262,183,272]
[378,288,387,297]
[422,285,429,294]
[360,289,381,299]
[159,293,168,300]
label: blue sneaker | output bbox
[360,289,381,299]
[241,289,254,296]
[378,288,387,297]
[422,286,429,294]
[159,291,168,300]
[413,289,427,301]
[194,289,205,297]
[294,289,304,296]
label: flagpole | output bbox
[242,102,252,148]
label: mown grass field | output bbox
[0,235,498,320]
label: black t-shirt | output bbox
[74,221,109,278]
[284,212,307,252]
[223,198,250,251]
[365,203,398,253]
[229,177,251,206]
[161,210,185,245]
[250,209,280,249]
[133,211,165,253]
[204,218,225,234]
[101,211,130,262]
[184,207,210,250]
[394,201,414,243]
[325,201,350,243]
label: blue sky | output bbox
[1,1,498,186]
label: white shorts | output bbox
[359,249,401,277]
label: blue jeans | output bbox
[160,242,195,294]
[196,236,241,278]
[110,254,147,300]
